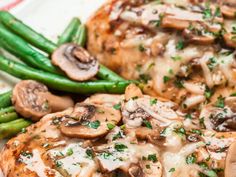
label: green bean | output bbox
[0,112,18,123]
[0,24,62,75]
[0,12,125,81]
[0,91,12,109]
[0,55,131,94]
[97,64,125,81]
[0,106,14,115]
[0,118,31,139]
[58,17,81,45]
[73,24,87,47]
[0,11,56,54]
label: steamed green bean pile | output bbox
[0,11,131,139]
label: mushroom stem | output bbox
[39,92,74,112]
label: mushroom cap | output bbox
[60,103,121,138]
[52,43,99,81]
[225,141,236,177]
[12,80,52,121]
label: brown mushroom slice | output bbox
[161,15,191,30]
[60,103,121,138]
[225,141,236,177]
[12,80,74,121]
[162,7,222,32]
[52,43,99,81]
[224,33,236,48]
[221,1,236,19]
[183,29,215,45]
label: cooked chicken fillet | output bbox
[1,87,236,177]
[87,0,236,107]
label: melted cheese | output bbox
[19,149,62,177]
[163,142,205,177]
[49,143,96,177]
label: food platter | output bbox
[0,0,236,176]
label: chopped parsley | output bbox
[88,120,100,129]
[160,128,168,137]
[107,123,115,130]
[203,7,212,19]
[114,143,128,152]
[148,154,158,163]
[146,164,151,169]
[207,57,217,71]
[174,78,184,88]
[113,103,121,110]
[169,168,175,172]
[86,149,94,159]
[101,152,113,159]
[171,55,182,61]
[191,129,202,135]
[174,127,186,137]
[232,26,236,34]
[55,160,63,167]
[139,74,151,83]
[66,148,73,156]
[112,131,123,140]
[185,113,192,119]
[230,92,236,96]
[176,40,184,50]
[214,7,221,17]
[20,151,33,159]
[204,87,213,99]
[163,76,170,83]
[138,44,146,52]
[168,68,174,75]
[143,119,153,129]
[150,98,157,106]
[150,13,164,27]
[215,96,225,108]
[199,117,206,128]
[186,154,197,164]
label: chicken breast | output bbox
[1,86,236,177]
[87,0,236,108]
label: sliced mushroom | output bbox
[128,164,144,177]
[224,33,236,48]
[12,80,74,121]
[183,28,215,45]
[200,103,236,132]
[225,141,236,177]
[52,43,99,81]
[60,103,121,138]
[221,1,236,18]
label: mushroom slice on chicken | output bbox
[200,97,236,132]
[182,28,215,45]
[221,0,236,18]
[52,43,99,81]
[12,80,74,121]
[122,96,180,128]
[60,103,121,138]
[225,141,236,177]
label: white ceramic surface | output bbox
[0,0,105,148]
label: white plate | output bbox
[0,0,105,148]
